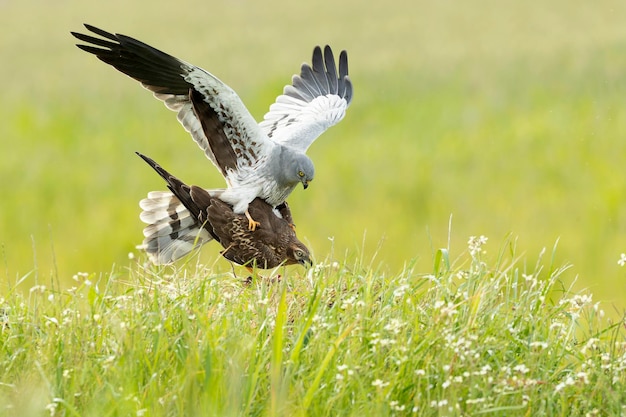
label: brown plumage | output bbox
[136,152,312,269]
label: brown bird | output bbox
[136,152,312,269]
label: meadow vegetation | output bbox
[2,0,626,414]
[1,237,625,416]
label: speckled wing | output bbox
[188,88,273,181]
[258,45,353,152]
[71,24,272,181]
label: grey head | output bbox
[276,147,315,190]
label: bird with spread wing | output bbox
[71,24,353,231]
[136,152,312,269]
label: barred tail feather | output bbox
[137,191,213,264]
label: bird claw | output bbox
[244,209,261,231]
[248,219,261,231]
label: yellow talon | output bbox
[245,209,261,231]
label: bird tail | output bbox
[137,190,213,264]
[135,151,224,265]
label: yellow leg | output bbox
[245,209,261,231]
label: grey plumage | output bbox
[72,24,352,228]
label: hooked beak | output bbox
[300,257,313,268]
[302,180,310,190]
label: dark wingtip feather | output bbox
[343,76,353,105]
[72,24,193,95]
[311,46,330,94]
[281,45,351,104]
[339,50,349,78]
[336,50,352,103]
[322,45,339,95]
[82,24,119,41]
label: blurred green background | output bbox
[2,0,626,312]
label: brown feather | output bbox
[189,88,239,176]
[137,152,311,269]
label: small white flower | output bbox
[618,253,626,266]
[530,341,548,350]
[513,364,529,374]
[468,235,488,256]
[371,379,389,388]
[45,401,58,417]
[576,371,589,384]
[45,316,59,326]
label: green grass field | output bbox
[2,0,626,413]
[2,238,625,415]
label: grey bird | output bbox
[72,24,353,230]
[136,152,312,269]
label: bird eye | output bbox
[298,171,305,178]
[295,250,303,257]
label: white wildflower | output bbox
[513,364,529,374]
[393,284,410,298]
[30,285,46,293]
[466,398,486,405]
[529,341,548,350]
[45,401,59,417]
[577,371,590,384]
[371,379,389,388]
[468,235,488,256]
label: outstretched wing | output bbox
[259,45,353,152]
[71,24,271,179]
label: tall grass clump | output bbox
[1,235,625,416]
